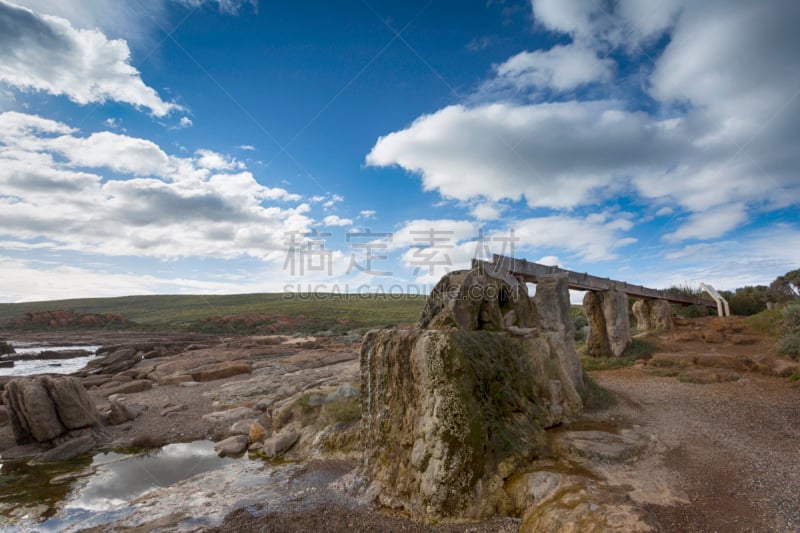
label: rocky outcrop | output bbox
[417,267,535,332]
[361,329,583,519]
[0,340,15,355]
[583,290,631,358]
[360,267,585,520]
[632,299,674,331]
[2,376,100,445]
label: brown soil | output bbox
[592,314,800,532]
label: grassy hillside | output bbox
[0,293,427,333]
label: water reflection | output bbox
[67,441,238,511]
[1,440,241,532]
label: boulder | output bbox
[106,399,143,425]
[2,376,99,444]
[43,376,100,430]
[0,340,15,355]
[248,421,267,443]
[214,435,249,457]
[583,290,631,358]
[262,429,299,457]
[360,328,582,520]
[34,434,95,462]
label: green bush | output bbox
[779,303,800,359]
[580,374,617,410]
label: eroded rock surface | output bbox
[632,299,674,331]
[583,290,632,358]
[360,267,585,520]
[3,376,99,445]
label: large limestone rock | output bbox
[360,267,585,520]
[361,329,583,519]
[632,299,674,331]
[418,267,535,331]
[583,290,631,358]
[534,274,584,391]
[3,376,100,444]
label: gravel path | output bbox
[595,368,800,533]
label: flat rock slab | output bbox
[202,407,256,425]
[551,429,651,463]
[34,434,95,463]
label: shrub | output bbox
[779,303,800,359]
[580,374,616,410]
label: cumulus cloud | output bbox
[0,1,178,116]
[367,0,800,243]
[367,101,688,208]
[487,44,614,93]
[322,215,353,227]
[0,111,310,260]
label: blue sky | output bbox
[0,0,798,303]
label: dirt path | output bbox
[594,368,800,532]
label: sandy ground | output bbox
[596,368,800,532]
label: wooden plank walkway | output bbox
[474,254,715,307]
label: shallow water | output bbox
[0,440,243,532]
[0,343,100,376]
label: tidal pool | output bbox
[1,440,243,532]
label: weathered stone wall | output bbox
[583,290,631,358]
[360,328,583,519]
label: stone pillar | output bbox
[533,273,583,389]
[633,299,674,331]
[583,290,631,357]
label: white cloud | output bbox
[536,255,560,266]
[238,144,256,151]
[663,204,748,243]
[368,0,800,244]
[322,215,353,227]
[367,101,687,209]
[359,210,376,219]
[48,131,170,176]
[178,116,193,128]
[655,206,674,217]
[195,149,241,171]
[469,203,502,221]
[488,44,614,93]
[0,2,179,116]
[0,111,311,261]
[513,214,635,262]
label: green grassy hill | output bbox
[0,293,427,333]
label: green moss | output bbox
[579,374,617,411]
[788,372,800,382]
[320,396,361,425]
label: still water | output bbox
[1,440,242,532]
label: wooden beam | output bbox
[474,255,715,307]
